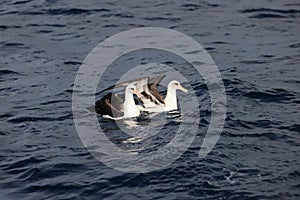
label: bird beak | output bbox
[133,89,142,97]
[178,84,188,93]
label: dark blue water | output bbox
[1,0,299,199]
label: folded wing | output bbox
[98,75,166,108]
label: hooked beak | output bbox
[178,84,188,93]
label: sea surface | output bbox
[0,0,299,199]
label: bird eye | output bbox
[174,82,179,86]
[131,88,134,90]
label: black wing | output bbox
[95,93,124,117]
[98,75,166,106]
[149,75,166,104]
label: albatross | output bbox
[95,85,143,120]
[160,80,188,112]
[99,75,188,113]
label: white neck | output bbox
[123,92,140,117]
[164,86,178,111]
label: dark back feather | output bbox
[149,75,166,104]
[95,93,124,117]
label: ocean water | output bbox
[0,0,299,199]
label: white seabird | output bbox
[95,85,143,120]
[98,75,188,113]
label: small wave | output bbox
[212,41,228,44]
[143,17,181,22]
[17,167,42,181]
[204,47,215,51]
[114,13,133,18]
[223,78,242,87]
[0,25,22,30]
[3,8,111,16]
[224,131,279,140]
[250,13,288,19]
[243,89,295,103]
[240,8,300,14]
[3,157,46,171]
[235,119,253,129]
[26,23,66,28]
[288,170,300,178]
[45,23,66,27]
[227,119,279,131]
[54,162,88,170]
[240,60,268,64]
[246,119,280,128]
[11,0,33,5]
[102,24,118,28]
[46,8,110,15]
[181,2,219,11]
[287,124,300,133]
[40,100,70,105]
[260,54,274,58]
[8,114,72,123]
[36,30,52,33]
[0,69,19,75]
[64,61,82,65]
[290,43,300,48]
[3,11,43,15]
[2,42,25,47]
[181,3,203,11]
[240,8,300,18]
[0,113,13,118]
